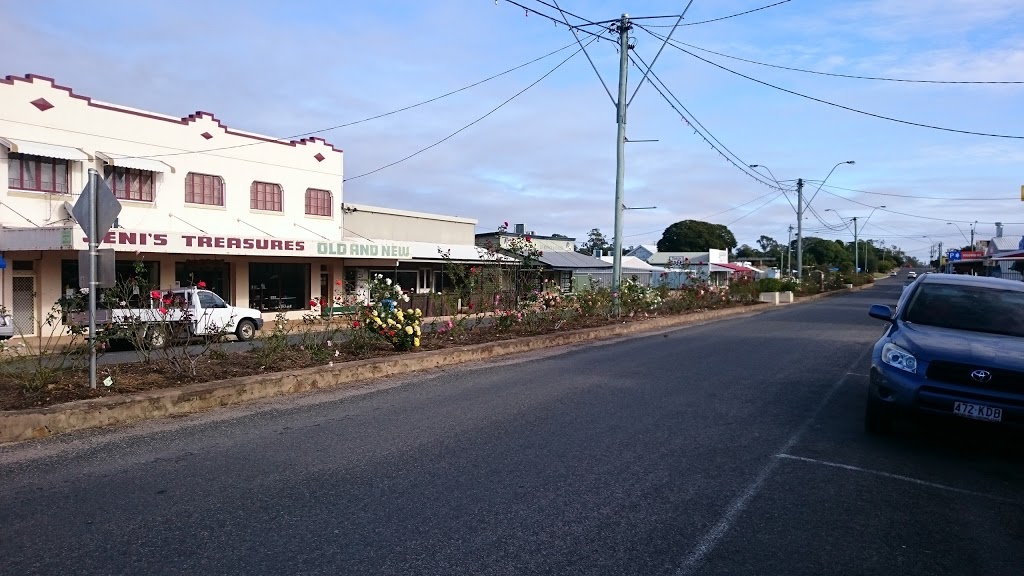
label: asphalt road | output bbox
[1,275,1021,575]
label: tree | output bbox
[803,237,853,269]
[577,228,611,256]
[657,220,738,253]
[756,235,780,257]
[735,244,757,258]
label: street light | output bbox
[750,164,790,274]
[800,161,855,279]
[825,204,884,274]
[806,161,856,209]
[947,221,978,249]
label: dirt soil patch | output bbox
[0,306,753,411]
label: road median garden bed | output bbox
[0,251,877,442]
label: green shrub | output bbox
[754,278,783,293]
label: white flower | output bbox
[326,340,332,347]
[385,278,392,285]
[402,295,410,303]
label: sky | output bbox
[3,0,1023,260]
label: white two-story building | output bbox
[0,74,492,337]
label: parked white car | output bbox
[69,287,264,348]
[0,311,15,340]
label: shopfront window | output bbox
[249,263,310,311]
[370,269,416,294]
[176,260,230,300]
[60,259,160,305]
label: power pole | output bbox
[796,178,804,279]
[611,13,630,309]
[852,217,859,274]
[970,224,975,250]
[786,225,793,276]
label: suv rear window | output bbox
[904,283,1024,337]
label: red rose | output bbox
[197,281,206,288]
[503,221,509,227]
[150,290,161,299]
[158,307,168,315]
[525,235,532,242]
[336,280,342,286]
[353,320,360,328]
[310,299,318,307]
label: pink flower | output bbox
[197,281,206,289]
[150,290,162,299]
[336,280,342,286]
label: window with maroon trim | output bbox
[7,153,69,193]
[185,172,224,206]
[104,166,154,202]
[250,181,283,212]
[305,188,332,217]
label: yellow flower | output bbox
[373,316,382,325]
[414,326,421,335]
[371,309,378,317]
[413,337,420,347]
[404,326,414,335]
[407,308,414,315]
[414,308,422,316]
[387,319,396,326]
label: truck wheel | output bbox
[235,319,257,342]
[147,327,168,349]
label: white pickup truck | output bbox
[70,287,264,348]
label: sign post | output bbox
[72,169,121,389]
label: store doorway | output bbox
[12,276,35,337]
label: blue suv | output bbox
[866,273,1024,433]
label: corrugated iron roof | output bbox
[536,251,613,269]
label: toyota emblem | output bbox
[970,369,992,383]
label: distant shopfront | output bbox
[3,225,503,334]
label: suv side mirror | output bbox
[868,304,894,322]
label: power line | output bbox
[817,188,1024,225]
[727,191,785,225]
[343,37,592,183]
[638,25,1024,140]
[647,33,1024,84]
[86,41,583,163]
[627,50,787,191]
[701,190,780,220]
[645,0,793,27]
[498,0,617,44]
[802,181,1019,201]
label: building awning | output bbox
[711,262,756,273]
[0,137,91,161]
[96,151,174,174]
[991,250,1024,261]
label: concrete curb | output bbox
[0,285,873,444]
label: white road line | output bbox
[776,453,1022,505]
[673,348,872,576]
